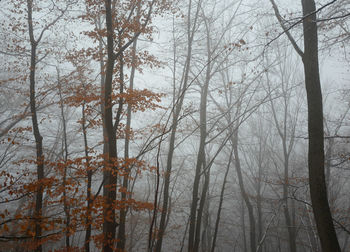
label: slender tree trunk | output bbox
[188,52,210,252]
[301,1,340,251]
[154,1,198,251]
[102,1,118,250]
[83,17,105,251]
[265,54,297,252]
[242,197,248,252]
[211,150,233,252]
[201,198,211,252]
[256,141,264,252]
[188,10,211,250]
[97,14,108,157]
[232,129,256,252]
[256,166,263,252]
[179,218,189,252]
[83,99,93,252]
[27,1,44,251]
[188,117,206,252]
[116,36,138,251]
[95,17,108,252]
[194,161,210,251]
[58,69,71,249]
[325,138,333,188]
[188,91,206,252]
[282,151,296,252]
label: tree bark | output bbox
[188,38,210,252]
[154,1,198,251]
[188,84,207,252]
[242,197,248,252]
[211,150,233,252]
[256,162,263,252]
[82,95,93,252]
[83,113,93,252]
[232,129,256,252]
[301,0,340,251]
[116,36,138,252]
[194,161,210,251]
[270,0,341,250]
[58,69,71,249]
[102,1,118,251]
[27,1,44,251]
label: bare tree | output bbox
[269,0,341,250]
[154,1,200,251]
[263,45,303,252]
[26,1,69,250]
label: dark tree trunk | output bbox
[116,35,137,252]
[154,1,197,251]
[102,1,118,251]
[188,91,207,252]
[194,162,210,251]
[270,0,341,250]
[27,1,44,251]
[83,100,93,252]
[188,43,210,252]
[301,0,340,251]
[242,198,248,252]
[211,150,233,252]
[84,19,105,251]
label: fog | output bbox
[0,0,349,251]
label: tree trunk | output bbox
[232,130,256,252]
[27,1,44,251]
[83,100,93,252]
[211,150,233,252]
[282,151,296,252]
[242,197,248,252]
[117,36,138,252]
[202,197,212,252]
[256,149,263,252]
[155,1,198,250]
[58,69,71,249]
[102,1,118,250]
[325,137,333,188]
[188,92,207,251]
[194,161,210,251]
[256,172,263,252]
[188,47,210,252]
[301,0,340,251]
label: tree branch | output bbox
[317,12,350,22]
[266,0,340,56]
[268,0,304,57]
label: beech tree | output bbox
[153,0,200,249]
[269,0,342,250]
[0,0,349,251]
[100,0,168,249]
[263,44,303,252]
